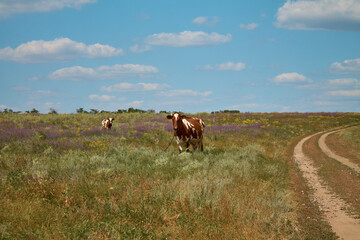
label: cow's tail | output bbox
[200,119,205,130]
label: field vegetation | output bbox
[0,111,359,239]
[336,126,360,160]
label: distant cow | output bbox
[166,113,205,153]
[101,118,114,130]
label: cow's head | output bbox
[167,113,186,132]
[107,118,114,129]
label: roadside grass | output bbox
[335,126,360,162]
[1,112,359,239]
[340,125,360,145]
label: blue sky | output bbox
[0,0,359,113]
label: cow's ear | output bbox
[181,115,186,118]
[166,115,172,119]
[112,118,115,121]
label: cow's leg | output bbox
[186,142,190,152]
[176,137,183,153]
[200,141,204,152]
[192,142,198,151]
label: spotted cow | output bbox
[166,113,205,153]
[101,118,114,130]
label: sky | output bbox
[0,0,359,113]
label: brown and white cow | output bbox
[166,113,205,153]
[101,118,114,130]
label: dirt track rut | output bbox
[293,128,360,240]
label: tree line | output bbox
[0,107,171,114]
[1,107,241,114]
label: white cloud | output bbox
[0,38,123,63]
[157,89,212,97]
[139,83,166,91]
[192,16,207,25]
[130,44,152,53]
[145,31,231,47]
[0,0,97,18]
[49,64,158,80]
[202,62,246,71]
[272,72,311,84]
[101,82,132,91]
[126,100,144,107]
[100,82,168,92]
[192,16,219,26]
[28,76,39,81]
[50,66,95,80]
[330,59,360,74]
[329,78,359,86]
[328,90,360,96]
[275,0,360,31]
[89,94,116,101]
[239,23,258,30]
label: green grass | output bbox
[0,112,359,239]
[0,146,293,239]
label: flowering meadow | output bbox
[0,112,359,239]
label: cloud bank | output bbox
[89,94,116,101]
[0,38,123,63]
[0,0,97,18]
[100,83,168,92]
[275,0,360,31]
[272,72,311,84]
[328,78,359,86]
[202,62,246,71]
[145,31,231,47]
[239,23,258,30]
[328,90,360,97]
[130,44,152,53]
[330,59,360,74]
[49,64,158,80]
[192,16,219,26]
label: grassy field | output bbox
[0,112,359,239]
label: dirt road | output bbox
[293,127,360,240]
